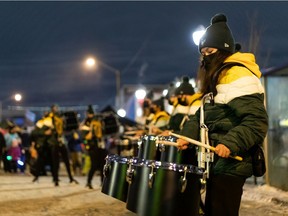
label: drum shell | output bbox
[126,161,203,216]
[137,135,160,160]
[159,135,197,165]
[101,155,129,202]
[117,139,138,157]
[159,136,183,164]
[160,145,183,163]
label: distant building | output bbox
[1,109,36,127]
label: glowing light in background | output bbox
[117,108,126,117]
[192,25,206,46]
[85,57,96,67]
[14,93,22,102]
[135,89,146,100]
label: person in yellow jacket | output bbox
[178,14,268,216]
[149,97,170,135]
[80,105,107,189]
[37,104,79,186]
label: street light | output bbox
[192,25,206,46]
[85,57,121,109]
[0,93,23,121]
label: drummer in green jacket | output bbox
[177,13,268,216]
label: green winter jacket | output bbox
[181,52,268,178]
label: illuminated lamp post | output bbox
[85,57,121,109]
[0,93,23,121]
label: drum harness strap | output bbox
[198,92,215,187]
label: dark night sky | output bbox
[0,1,287,110]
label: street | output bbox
[0,172,287,216]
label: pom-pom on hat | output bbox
[199,13,235,53]
[174,76,195,96]
[87,104,94,114]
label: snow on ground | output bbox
[0,172,287,216]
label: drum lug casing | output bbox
[148,163,156,188]
[126,160,135,184]
[179,166,188,193]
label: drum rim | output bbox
[131,159,204,175]
[105,154,132,164]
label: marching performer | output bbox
[167,76,195,133]
[148,97,170,135]
[80,105,107,189]
[177,13,268,216]
[47,104,79,186]
[162,77,202,166]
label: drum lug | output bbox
[179,166,188,193]
[103,163,110,178]
[158,136,165,152]
[126,160,134,184]
[200,171,207,190]
[148,163,156,188]
[159,144,165,152]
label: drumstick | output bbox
[124,131,139,135]
[169,132,243,161]
[155,140,179,147]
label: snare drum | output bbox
[126,160,204,216]
[101,154,131,202]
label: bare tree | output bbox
[242,11,270,68]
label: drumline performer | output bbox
[177,13,268,216]
[161,77,202,166]
[80,105,107,189]
[148,97,170,135]
[48,104,79,186]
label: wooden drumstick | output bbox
[155,139,179,147]
[169,132,243,161]
[124,131,138,135]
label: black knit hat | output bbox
[174,76,195,96]
[87,104,94,114]
[199,13,235,53]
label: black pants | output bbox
[204,174,245,216]
[31,147,47,177]
[2,151,11,172]
[87,147,107,185]
[50,144,73,183]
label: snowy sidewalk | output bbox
[0,173,287,215]
[244,177,288,206]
